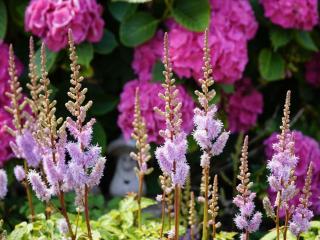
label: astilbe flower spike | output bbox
[155,32,189,240]
[14,165,26,182]
[130,87,153,229]
[233,136,262,240]
[193,30,229,240]
[0,169,8,199]
[208,175,220,239]
[289,163,313,238]
[4,44,36,220]
[188,191,196,240]
[65,29,106,240]
[265,91,299,240]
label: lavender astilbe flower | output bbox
[233,136,262,239]
[28,170,51,202]
[266,91,298,208]
[57,218,69,235]
[0,169,8,199]
[14,165,26,182]
[289,163,314,236]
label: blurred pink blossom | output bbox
[117,80,195,143]
[261,0,318,30]
[226,78,263,133]
[25,0,104,51]
[264,131,320,214]
[132,0,258,84]
[305,53,320,87]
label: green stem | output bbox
[174,185,180,240]
[160,191,166,239]
[137,173,144,230]
[202,166,209,240]
[84,185,92,240]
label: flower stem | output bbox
[59,191,75,240]
[245,230,249,240]
[283,209,290,240]
[276,200,281,240]
[160,191,166,238]
[212,222,216,239]
[84,185,92,240]
[23,160,35,222]
[174,185,180,240]
[137,173,144,229]
[202,166,209,240]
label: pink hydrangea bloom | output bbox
[117,80,195,143]
[261,0,318,30]
[132,0,257,84]
[226,78,263,133]
[305,53,320,87]
[264,131,320,213]
[25,0,104,51]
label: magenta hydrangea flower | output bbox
[265,131,320,213]
[226,78,263,133]
[132,0,257,84]
[0,169,8,199]
[25,0,104,51]
[305,53,320,88]
[117,80,195,143]
[261,0,318,30]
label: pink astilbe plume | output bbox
[14,165,26,182]
[289,163,314,237]
[154,33,189,187]
[64,31,106,218]
[28,170,51,202]
[266,91,298,207]
[233,136,262,239]
[0,169,8,199]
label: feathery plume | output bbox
[193,29,229,240]
[0,169,8,199]
[14,165,26,182]
[289,163,313,236]
[233,136,262,240]
[188,191,196,240]
[209,175,220,238]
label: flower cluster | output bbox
[0,169,8,199]
[0,43,23,166]
[117,80,194,143]
[261,0,318,30]
[266,91,298,205]
[25,0,105,51]
[132,0,258,84]
[289,164,314,236]
[264,130,320,213]
[305,53,320,88]
[226,78,263,133]
[233,136,262,239]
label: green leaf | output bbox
[295,31,318,51]
[151,60,164,82]
[258,48,285,81]
[35,47,58,76]
[120,12,159,47]
[220,84,234,94]
[90,94,118,116]
[269,27,292,51]
[92,121,107,153]
[172,0,210,32]
[0,0,7,39]
[77,42,94,67]
[94,30,118,55]
[108,2,137,22]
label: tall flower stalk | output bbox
[4,44,35,221]
[209,175,220,238]
[155,32,189,240]
[65,30,106,240]
[233,136,262,240]
[130,87,153,229]
[265,91,298,240]
[193,30,229,240]
[289,163,313,239]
